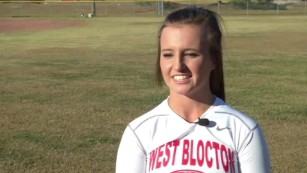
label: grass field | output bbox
[0,15,307,172]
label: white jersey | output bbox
[116,97,271,173]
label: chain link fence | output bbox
[0,1,306,17]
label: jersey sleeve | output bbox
[116,125,146,173]
[238,125,271,173]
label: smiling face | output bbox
[160,24,215,99]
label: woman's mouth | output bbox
[173,75,191,81]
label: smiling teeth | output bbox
[174,75,189,80]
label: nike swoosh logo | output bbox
[216,126,230,131]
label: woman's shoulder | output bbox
[128,98,170,130]
[212,97,258,131]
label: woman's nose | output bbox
[173,55,186,71]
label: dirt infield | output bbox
[0,18,87,33]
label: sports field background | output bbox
[0,0,307,17]
[1,1,307,173]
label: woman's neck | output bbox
[168,93,215,122]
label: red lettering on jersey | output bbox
[220,144,229,172]
[149,139,236,172]
[163,142,171,167]
[149,140,181,172]
[156,144,164,169]
[172,140,180,165]
[205,141,213,168]
[197,140,204,166]
[149,148,158,171]
[228,148,235,173]
[212,142,220,169]
[190,140,197,165]
[182,140,189,165]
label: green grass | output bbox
[0,15,307,172]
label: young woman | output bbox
[116,7,271,173]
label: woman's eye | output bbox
[185,52,198,57]
[162,53,173,58]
